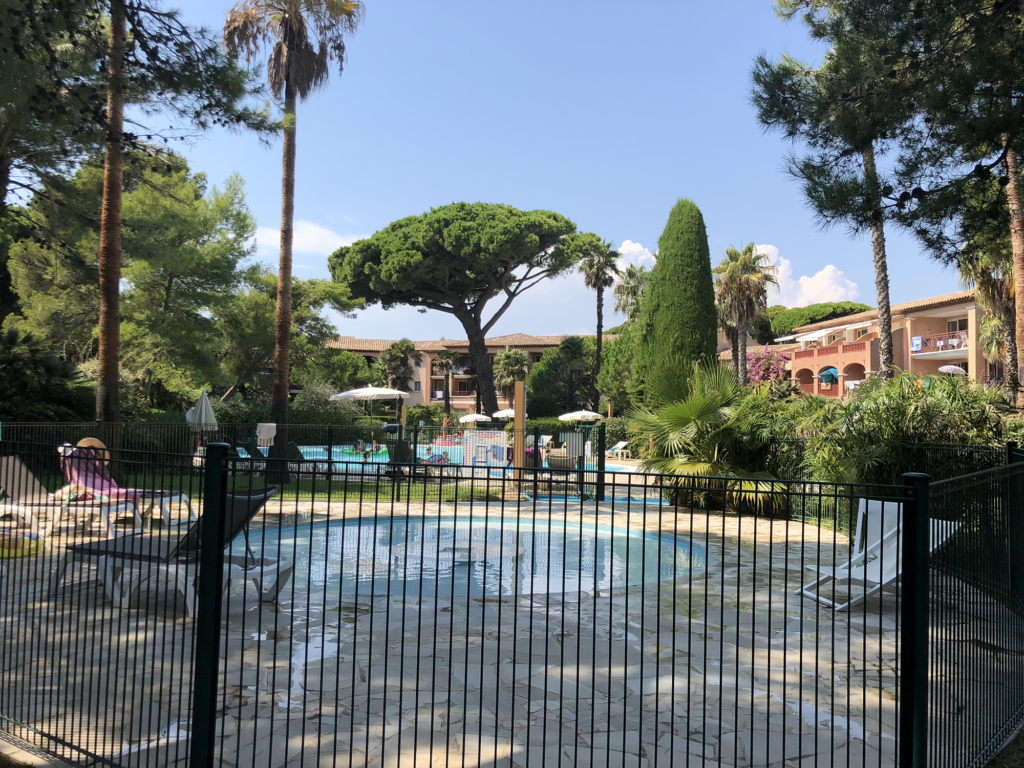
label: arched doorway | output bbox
[795,368,814,395]
[818,365,840,397]
[843,363,866,396]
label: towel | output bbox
[256,423,277,447]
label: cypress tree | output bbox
[633,199,718,405]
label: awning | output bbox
[773,334,797,343]
[795,328,832,343]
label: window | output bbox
[457,381,472,394]
[856,329,869,339]
[414,382,421,392]
[947,318,968,333]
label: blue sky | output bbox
[170,0,962,341]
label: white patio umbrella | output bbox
[329,386,411,401]
[185,390,218,432]
[492,409,516,419]
[330,387,410,429]
[459,413,492,425]
[558,410,603,422]
[938,365,968,376]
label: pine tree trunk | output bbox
[95,0,126,422]
[464,326,498,415]
[271,79,297,431]
[737,326,748,385]
[1005,143,1024,389]
[862,144,894,380]
[592,286,604,410]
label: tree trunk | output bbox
[95,0,126,422]
[1005,143,1024,388]
[464,325,499,414]
[729,326,739,376]
[592,286,604,410]
[862,143,894,380]
[271,78,297,430]
[1005,300,1019,403]
[443,369,451,415]
[737,326,748,385]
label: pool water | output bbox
[244,517,706,597]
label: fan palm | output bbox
[557,337,588,412]
[630,363,783,512]
[713,243,778,386]
[577,240,620,410]
[382,338,422,392]
[434,349,457,416]
[613,263,648,321]
[493,346,530,410]
[224,0,365,429]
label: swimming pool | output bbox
[244,516,706,597]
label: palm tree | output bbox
[712,243,778,386]
[613,263,648,322]
[493,346,529,410]
[557,337,588,412]
[577,240,620,410]
[224,0,365,429]
[382,338,422,392]
[434,349,457,416]
[959,251,1017,398]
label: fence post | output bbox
[1007,441,1019,466]
[596,422,606,502]
[190,443,229,768]
[900,472,930,768]
[327,425,334,473]
[95,419,104,441]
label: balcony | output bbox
[817,345,839,357]
[795,349,815,360]
[431,364,472,377]
[912,331,969,355]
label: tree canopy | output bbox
[330,202,578,414]
[766,302,874,339]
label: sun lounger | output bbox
[62,446,195,528]
[49,488,291,617]
[1,455,140,538]
[795,498,960,611]
[606,441,631,459]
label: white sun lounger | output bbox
[0,455,141,538]
[796,502,960,611]
[606,441,631,459]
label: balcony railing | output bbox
[818,345,839,357]
[912,331,969,354]
[799,382,815,394]
[844,341,866,353]
[795,349,815,360]
[431,365,472,376]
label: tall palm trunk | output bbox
[728,325,739,376]
[737,326,748,385]
[95,0,126,422]
[1005,301,1019,399]
[1005,143,1024,391]
[443,370,451,415]
[271,79,297,429]
[591,286,604,410]
[862,143,894,380]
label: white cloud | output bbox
[616,239,656,272]
[255,220,366,256]
[755,243,860,308]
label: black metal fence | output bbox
[0,439,1022,768]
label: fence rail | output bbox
[0,438,1022,768]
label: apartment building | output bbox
[327,333,575,414]
[784,289,995,396]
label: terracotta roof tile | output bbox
[790,290,975,334]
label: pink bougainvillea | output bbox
[746,346,791,384]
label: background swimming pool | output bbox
[237,444,598,470]
[244,516,706,597]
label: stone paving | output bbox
[1,496,905,767]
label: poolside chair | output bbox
[48,488,291,617]
[605,441,632,459]
[62,446,195,529]
[0,455,141,538]
[795,505,960,611]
